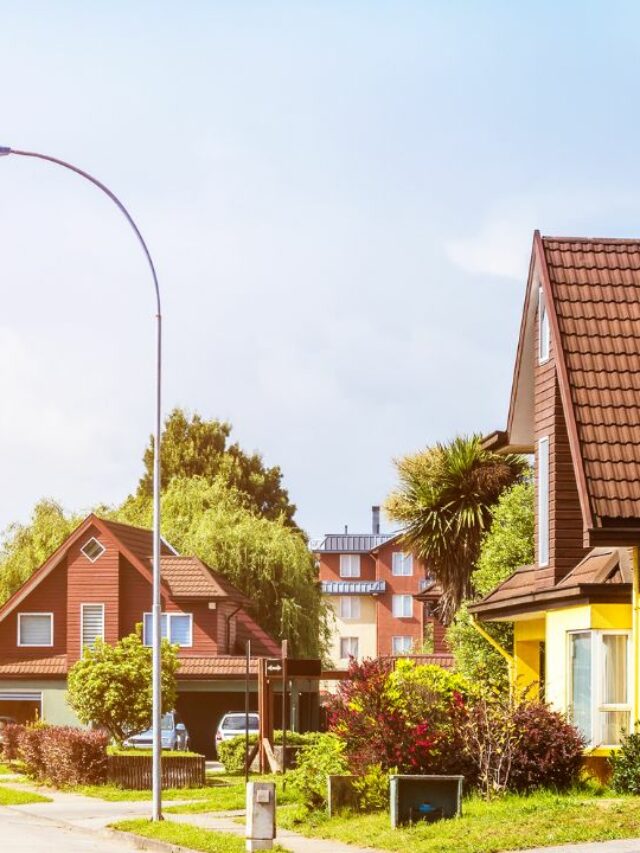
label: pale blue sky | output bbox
[2,1,640,538]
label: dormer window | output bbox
[81,537,105,563]
[539,287,550,363]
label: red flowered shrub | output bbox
[509,701,585,793]
[18,725,108,786]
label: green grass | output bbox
[107,747,201,757]
[165,776,300,813]
[0,763,15,775]
[112,819,290,852]
[279,790,640,853]
[0,785,51,805]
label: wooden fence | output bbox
[107,754,206,790]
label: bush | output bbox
[217,730,317,773]
[18,725,108,786]
[352,764,390,812]
[610,730,640,794]
[1,723,25,761]
[288,733,348,807]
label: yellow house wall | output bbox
[514,618,545,697]
[326,595,377,667]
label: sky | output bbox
[2,1,640,540]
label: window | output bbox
[568,631,631,747]
[18,613,53,647]
[392,636,413,655]
[392,594,413,618]
[539,287,550,363]
[340,637,359,659]
[340,555,360,578]
[81,537,105,562]
[392,552,413,576]
[143,612,193,647]
[81,604,105,648]
[538,437,550,567]
[339,597,361,619]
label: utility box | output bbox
[246,781,276,851]
[390,775,463,828]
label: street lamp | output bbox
[0,146,165,821]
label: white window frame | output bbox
[539,287,550,364]
[392,636,413,655]
[339,636,359,660]
[143,612,193,648]
[80,537,106,563]
[392,594,413,618]
[339,596,361,620]
[392,552,413,576]
[80,603,105,648]
[339,554,361,578]
[17,613,54,648]
[538,436,550,568]
[567,629,632,749]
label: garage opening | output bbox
[0,691,42,725]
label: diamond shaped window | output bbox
[81,537,105,563]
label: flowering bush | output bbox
[1,722,25,761]
[18,725,108,786]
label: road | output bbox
[0,806,139,852]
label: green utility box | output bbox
[390,775,464,828]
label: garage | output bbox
[0,691,42,725]
[176,690,259,758]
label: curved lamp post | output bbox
[0,146,164,821]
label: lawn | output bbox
[0,785,51,805]
[112,819,290,853]
[0,763,15,775]
[279,790,640,853]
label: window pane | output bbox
[144,613,168,646]
[340,637,358,659]
[169,615,191,646]
[340,555,360,578]
[19,614,52,646]
[393,595,412,617]
[392,636,412,654]
[601,710,630,746]
[570,633,591,742]
[602,635,627,704]
[82,605,104,648]
[339,597,360,619]
[392,553,413,576]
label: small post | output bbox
[246,781,276,851]
[245,639,251,784]
[281,640,288,775]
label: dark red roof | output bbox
[0,655,68,677]
[542,237,640,521]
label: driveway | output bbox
[0,806,139,852]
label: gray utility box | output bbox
[390,775,463,828]
[246,781,276,851]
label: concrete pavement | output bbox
[0,806,140,852]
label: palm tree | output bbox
[385,435,526,624]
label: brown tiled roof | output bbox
[0,655,68,677]
[555,548,632,587]
[542,237,640,521]
[99,517,174,563]
[177,656,258,678]
[159,556,248,602]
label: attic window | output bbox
[81,537,105,563]
[539,287,550,363]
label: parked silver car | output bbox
[123,711,190,751]
[215,712,259,754]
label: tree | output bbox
[117,476,330,658]
[0,499,80,606]
[67,629,179,745]
[134,408,297,526]
[385,435,526,623]
[447,480,534,692]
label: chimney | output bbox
[344,525,348,535]
[372,505,380,535]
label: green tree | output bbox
[0,499,80,606]
[385,435,526,623]
[134,408,297,526]
[447,480,534,692]
[67,629,179,745]
[117,476,329,658]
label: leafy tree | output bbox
[385,435,526,623]
[135,408,297,526]
[67,629,179,745]
[0,499,80,606]
[447,480,534,692]
[117,476,329,658]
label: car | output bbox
[215,712,260,753]
[123,711,190,751]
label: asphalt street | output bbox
[0,806,139,852]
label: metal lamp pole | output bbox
[0,146,164,821]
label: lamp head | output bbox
[0,147,11,156]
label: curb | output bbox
[108,827,200,853]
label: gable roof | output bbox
[501,232,640,542]
[313,533,397,553]
[158,556,249,604]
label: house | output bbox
[0,514,319,755]
[313,506,450,668]
[469,233,640,769]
